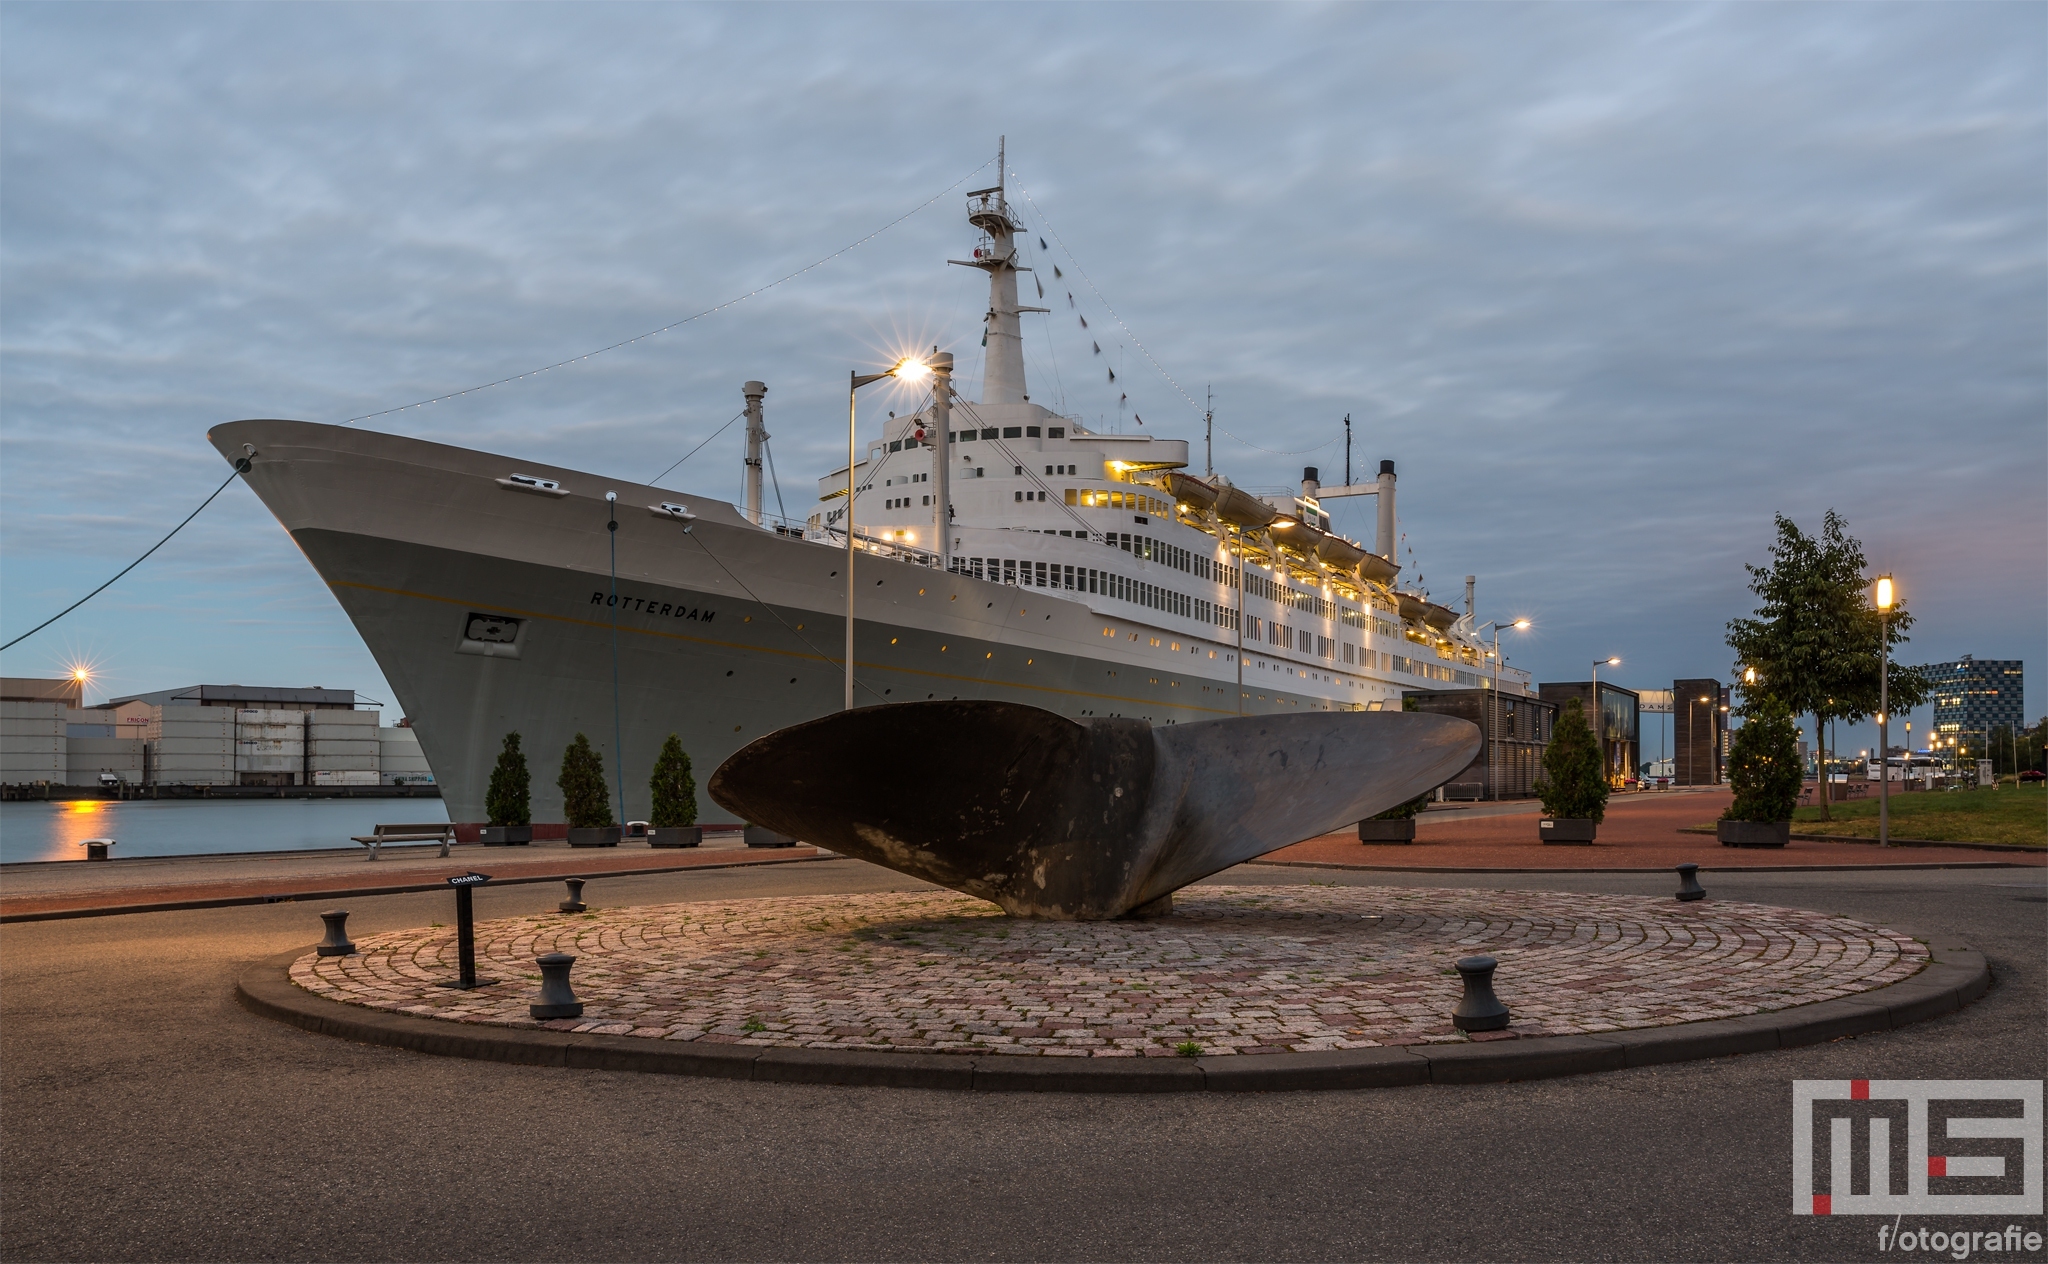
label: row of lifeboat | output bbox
[1156,471,1459,633]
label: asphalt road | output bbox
[2,859,2042,1263]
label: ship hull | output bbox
[210,420,1350,822]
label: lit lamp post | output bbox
[1475,618,1530,800]
[1876,574,1893,846]
[843,356,932,711]
[1591,656,1620,787]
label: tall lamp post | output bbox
[1474,618,1530,799]
[843,356,932,711]
[1591,656,1621,787]
[1876,574,1893,846]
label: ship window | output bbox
[1026,426,1041,437]
[1014,491,1022,502]
[1035,562,1048,587]
[1045,465,1054,475]
[979,428,997,440]
[922,496,930,506]
[1048,428,1065,438]
[1003,559,1017,584]
[889,441,902,452]
[1004,427,1023,438]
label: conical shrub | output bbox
[484,732,530,827]
[1537,697,1609,822]
[648,734,697,828]
[558,733,614,828]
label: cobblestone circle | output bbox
[292,886,1928,1057]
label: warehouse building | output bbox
[0,678,432,788]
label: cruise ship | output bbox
[207,165,1527,823]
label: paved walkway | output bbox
[1266,788,2044,870]
[0,834,821,919]
[294,885,1928,1057]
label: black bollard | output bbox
[559,878,587,913]
[81,838,115,861]
[316,910,356,956]
[1675,863,1707,902]
[1451,954,1511,1033]
[531,952,583,1019]
[433,872,497,990]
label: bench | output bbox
[352,822,455,860]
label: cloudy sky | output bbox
[3,2,2042,758]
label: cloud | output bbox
[2,2,2041,741]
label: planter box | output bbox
[480,825,532,845]
[1717,819,1790,848]
[566,825,622,848]
[1357,818,1416,844]
[648,825,702,848]
[743,824,799,849]
[1539,818,1597,844]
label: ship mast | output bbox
[950,137,1044,405]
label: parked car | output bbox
[2020,769,2045,783]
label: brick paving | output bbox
[293,885,1929,1057]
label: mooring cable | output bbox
[0,457,249,653]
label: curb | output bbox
[0,853,832,924]
[1675,828,2042,854]
[235,941,1990,1094]
[1248,859,2026,875]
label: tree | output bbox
[1537,698,1609,822]
[484,732,530,827]
[1724,699,1802,823]
[557,733,614,828]
[648,734,697,828]
[1725,511,1929,820]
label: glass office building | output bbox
[1920,656,2025,744]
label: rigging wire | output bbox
[341,156,997,428]
[651,411,745,487]
[1013,177,1340,459]
[1,459,248,653]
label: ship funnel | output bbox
[742,381,769,525]
[1374,460,1396,559]
[1301,467,1320,502]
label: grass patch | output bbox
[1787,784,2045,847]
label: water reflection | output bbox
[0,798,450,864]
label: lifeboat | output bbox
[1421,602,1459,632]
[1213,483,1278,529]
[1396,592,1428,624]
[1162,471,1219,511]
[1315,533,1369,571]
[1357,553,1400,586]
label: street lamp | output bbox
[1876,573,1893,846]
[843,356,931,710]
[1474,618,1531,799]
[1689,695,1711,788]
[1591,656,1620,788]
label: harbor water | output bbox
[0,798,452,864]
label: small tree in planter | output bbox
[1358,790,1433,844]
[1536,698,1608,843]
[482,732,532,844]
[647,734,700,848]
[558,733,619,846]
[1719,699,1800,847]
